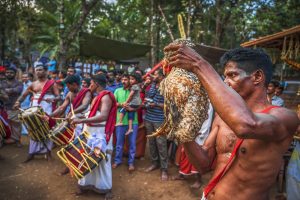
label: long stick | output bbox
[158,5,175,42]
[69,97,75,118]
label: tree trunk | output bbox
[58,0,65,71]
[155,4,161,63]
[214,0,222,47]
[58,0,99,70]
[149,0,155,67]
[0,27,5,62]
[186,0,192,39]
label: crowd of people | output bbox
[0,46,299,200]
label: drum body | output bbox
[57,132,106,179]
[49,121,74,146]
[0,117,7,145]
[19,106,49,141]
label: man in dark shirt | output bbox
[0,67,23,146]
[144,69,168,181]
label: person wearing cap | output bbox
[14,64,60,162]
[0,66,23,146]
[0,66,6,81]
[71,74,116,199]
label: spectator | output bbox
[20,73,32,135]
[96,68,107,75]
[108,60,115,71]
[275,85,284,97]
[81,78,91,88]
[115,69,124,88]
[267,80,284,107]
[50,70,59,80]
[116,72,142,135]
[100,60,108,71]
[74,58,83,74]
[66,66,76,76]
[113,74,138,172]
[83,60,92,75]
[0,66,6,81]
[33,57,41,68]
[28,72,34,82]
[20,73,32,110]
[47,56,57,72]
[92,59,100,75]
[0,66,23,146]
[144,69,168,181]
[127,64,135,74]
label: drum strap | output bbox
[202,105,280,199]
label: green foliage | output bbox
[0,0,299,63]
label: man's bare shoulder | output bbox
[268,107,299,135]
[101,94,113,103]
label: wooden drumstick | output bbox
[18,108,25,112]
[69,97,75,118]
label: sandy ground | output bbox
[0,135,281,200]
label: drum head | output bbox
[22,106,43,116]
[51,121,69,133]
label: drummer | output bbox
[50,74,92,122]
[50,74,92,176]
[71,74,117,199]
[14,64,60,163]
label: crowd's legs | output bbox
[144,120,168,181]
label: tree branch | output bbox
[65,0,99,46]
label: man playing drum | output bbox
[14,64,60,163]
[51,74,92,175]
[51,74,92,134]
[164,46,299,200]
[71,74,116,199]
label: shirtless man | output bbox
[71,74,116,199]
[51,74,92,175]
[164,46,299,200]
[51,75,91,119]
[15,64,60,162]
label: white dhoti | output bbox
[29,93,54,154]
[78,116,112,192]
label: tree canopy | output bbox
[0,0,299,67]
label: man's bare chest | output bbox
[216,125,237,155]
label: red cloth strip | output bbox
[203,105,280,198]
[72,88,90,109]
[37,80,55,105]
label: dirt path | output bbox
[0,136,280,200]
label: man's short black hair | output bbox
[92,74,107,88]
[115,69,124,75]
[96,69,107,74]
[269,80,280,88]
[67,66,75,69]
[108,70,116,76]
[6,66,17,73]
[59,70,67,78]
[121,73,130,79]
[64,75,81,85]
[28,72,34,79]
[83,78,91,86]
[220,48,273,86]
[129,72,142,83]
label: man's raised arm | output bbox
[165,44,299,141]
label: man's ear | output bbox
[252,69,264,85]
